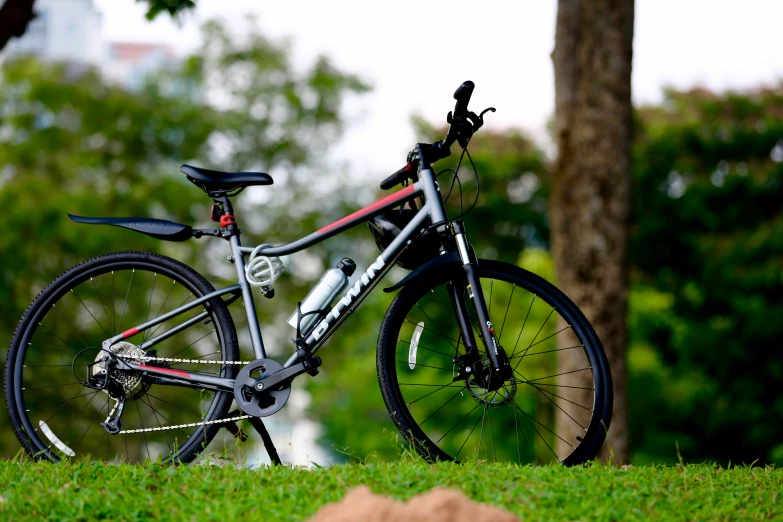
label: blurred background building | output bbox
[3,0,176,87]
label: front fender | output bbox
[383,251,461,293]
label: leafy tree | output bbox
[627,86,783,465]
[0,19,368,456]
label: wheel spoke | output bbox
[532,384,593,412]
[89,277,114,335]
[141,273,157,344]
[436,402,481,444]
[513,307,556,367]
[170,329,217,359]
[510,294,536,357]
[395,360,455,372]
[498,284,516,341]
[397,339,453,358]
[525,367,592,383]
[420,387,466,425]
[502,384,563,462]
[70,288,111,337]
[455,408,485,460]
[509,344,582,359]
[414,304,459,351]
[407,382,464,406]
[404,319,460,345]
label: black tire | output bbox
[377,260,612,465]
[4,251,239,463]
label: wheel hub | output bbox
[467,374,517,407]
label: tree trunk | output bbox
[551,0,634,464]
[0,0,37,53]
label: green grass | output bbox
[0,459,780,521]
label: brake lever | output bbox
[467,107,497,132]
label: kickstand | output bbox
[220,411,282,466]
[247,416,282,466]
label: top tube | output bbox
[239,182,424,257]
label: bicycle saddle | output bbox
[180,164,273,192]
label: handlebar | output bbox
[380,80,492,190]
[380,163,414,190]
[452,81,475,120]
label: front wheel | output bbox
[377,259,612,465]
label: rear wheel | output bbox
[4,251,239,463]
[377,260,612,465]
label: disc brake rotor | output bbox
[465,356,517,408]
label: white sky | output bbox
[94,0,783,176]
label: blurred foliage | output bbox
[627,87,783,465]
[138,0,195,21]
[0,18,368,456]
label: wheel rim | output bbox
[387,265,602,464]
[13,260,234,463]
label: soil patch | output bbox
[309,485,520,522]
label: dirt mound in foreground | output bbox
[308,486,520,522]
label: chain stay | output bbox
[105,354,252,434]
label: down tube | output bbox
[283,204,432,368]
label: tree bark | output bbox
[0,0,36,53]
[551,0,634,464]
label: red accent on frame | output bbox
[137,365,191,379]
[121,327,139,339]
[220,214,236,228]
[317,184,416,234]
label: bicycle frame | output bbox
[99,165,503,394]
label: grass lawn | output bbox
[0,459,780,521]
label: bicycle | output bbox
[4,81,612,465]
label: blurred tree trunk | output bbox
[0,0,36,52]
[551,0,634,464]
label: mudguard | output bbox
[68,214,193,242]
[383,250,461,293]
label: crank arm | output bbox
[240,361,312,391]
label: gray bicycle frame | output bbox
[100,167,457,393]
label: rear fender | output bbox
[68,214,193,242]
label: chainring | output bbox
[234,358,291,417]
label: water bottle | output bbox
[287,258,357,334]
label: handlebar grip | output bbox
[380,164,412,190]
[453,81,475,115]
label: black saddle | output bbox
[181,164,273,193]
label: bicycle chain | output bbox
[106,355,252,434]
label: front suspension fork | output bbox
[451,222,512,379]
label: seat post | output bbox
[213,193,267,360]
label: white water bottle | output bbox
[287,258,356,334]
